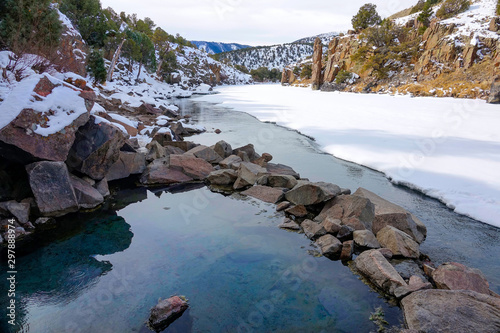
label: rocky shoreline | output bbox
[1,75,500,332]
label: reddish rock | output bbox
[311,37,323,90]
[340,240,354,261]
[207,169,238,185]
[140,158,193,185]
[241,185,284,204]
[285,181,341,206]
[266,163,300,179]
[106,151,146,181]
[276,201,291,212]
[377,226,420,259]
[285,205,308,218]
[278,218,300,230]
[185,145,223,164]
[316,234,342,257]
[169,154,214,180]
[267,174,298,189]
[55,25,88,76]
[432,262,491,295]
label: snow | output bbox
[0,73,89,136]
[108,113,138,128]
[198,85,500,228]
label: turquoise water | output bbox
[1,186,401,332]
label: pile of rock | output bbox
[0,75,204,246]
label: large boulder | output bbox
[69,175,104,209]
[376,226,420,259]
[232,144,260,162]
[266,163,300,179]
[354,188,426,243]
[241,185,284,204]
[0,201,30,224]
[219,155,242,169]
[301,219,327,240]
[169,154,214,180]
[185,145,223,164]
[316,194,374,231]
[353,230,381,249]
[106,151,146,181]
[148,296,189,332]
[285,181,341,206]
[140,158,193,185]
[213,140,232,158]
[233,162,268,189]
[25,161,79,217]
[146,141,167,162]
[0,75,93,163]
[207,169,238,185]
[267,174,298,189]
[354,249,407,296]
[66,116,126,180]
[401,289,500,333]
[432,262,491,295]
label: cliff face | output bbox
[285,2,500,100]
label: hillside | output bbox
[191,41,251,54]
[293,31,340,44]
[215,42,315,71]
[282,0,500,101]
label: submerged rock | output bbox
[148,296,189,332]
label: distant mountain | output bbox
[191,41,252,54]
[293,31,341,45]
[215,43,315,71]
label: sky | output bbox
[99,0,418,46]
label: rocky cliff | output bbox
[283,0,500,101]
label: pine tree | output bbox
[86,49,107,83]
[351,3,382,31]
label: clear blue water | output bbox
[1,95,499,333]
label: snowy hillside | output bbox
[293,31,341,45]
[216,43,315,71]
[191,41,251,54]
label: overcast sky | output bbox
[100,0,418,45]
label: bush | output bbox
[497,0,500,15]
[352,3,382,31]
[300,64,312,79]
[335,70,353,84]
[86,49,107,83]
[436,0,470,19]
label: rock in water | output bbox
[376,226,420,259]
[148,296,189,332]
[354,249,407,296]
[26,161,79,217]
[241,185,284,203]
[69,174,104,209]
[401,289,500,333]
[67,116,126,180]
[432,262,491,295]
[285,181,341,206]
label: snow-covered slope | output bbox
[191,41,251,54]
[217,43,315,71]
[293,31,340,45]
[198,84,500,229]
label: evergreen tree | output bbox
[86,49,107,83]
[0,0,62,56]
[351,3,382,31]
[418,1,433,27]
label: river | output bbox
[0,92,498,333]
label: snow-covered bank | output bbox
[197,85,500,228]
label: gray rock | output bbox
[316,234,342,257]
[336,225,355,242]
[170,122,188,137]
[488,76,500,104]
[241,185,284,204]
[207,169,238,185]
[152,131,172,146]
[185,145,223,164]
[278,218,300,230]
[401,289,500,333]
[317,194,374,231]
[95,179,110,197]
[67,116,126,180]
[163,141,198,152]
[146,141,167,162]
[106,151,146,181]
[377,226,420,259]
[354,188,426,243]
[0,201,30,224]
[353,230,380,249]
[267,174,298,189]
[432,262,491,295]
[301,219,327,240]
[285,181,341,206]
[69,174,104,209]
[148,296,189,332]
[213,140,232,158]
[233,162,268,190]
[232,144,260,162]
[354,249,407,296]
[26,161,79,217]
[219,155,242,169]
